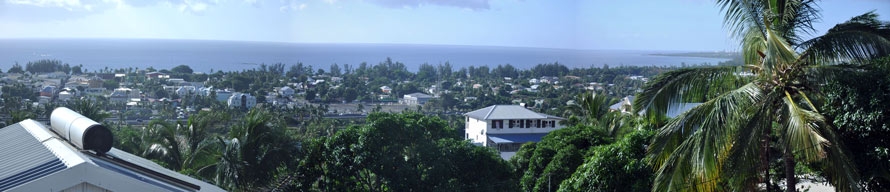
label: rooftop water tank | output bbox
[50,107,113,154]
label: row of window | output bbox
[490,119,557,129]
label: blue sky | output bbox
[0,0,887,51]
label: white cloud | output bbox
[278,0,304,12]
[7,0,88,11]
[172,0,217,13]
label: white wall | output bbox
[465,117,489,145]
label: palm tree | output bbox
[142,111,224,178]
[635,0,890,191]
[67,97,110,122]
[215,108,296,190]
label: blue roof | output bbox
[488,133,549,144]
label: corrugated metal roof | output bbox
[465,105,563,120]
[0,124,65,191]
[0,120,225,192]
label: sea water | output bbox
[0,38,730,73]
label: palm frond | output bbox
[782,91,828,162]
[764,28,800,70]
[649,83,765,191]
[771,0,821,45]
[717,0,767,39]
[797,12,890,65]
[635,66,749,117]
[723,91,780,190]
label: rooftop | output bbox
[464,105,564,120]
[0,119,223,192]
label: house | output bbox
[464,105,566,159]
[145,72,168,79]
[88,76,104,88]
[403,92,433,105]
[215,89,233,102]
[227,93,257,109]
[380,86,392,94]
[107,90,129,103]
[0,109,223,191]
[609,96,635,114]
[167,78,186,85]
[83,87,107,96]
[278,86,295,97]
[40,85,56,97]
[176,86,197,96]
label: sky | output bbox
[0,0,887,51]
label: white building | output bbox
[464,105,565,159]
[403,92,433,105]
[278,86,295,97]
[215,89,233,102]
[0,118,223,191]
[227,93,257,109]
[176,86,197,96]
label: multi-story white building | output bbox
[464,105,565,159]
[227,93,257,109]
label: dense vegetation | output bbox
[1,1,888,191]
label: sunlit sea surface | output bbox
[0,39,730,73]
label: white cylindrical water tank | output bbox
[50,107,113,154]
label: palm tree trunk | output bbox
[785,148,797,192]
[763,127,771,191]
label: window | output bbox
[551,121,556,128]
[491,120,504,129]
[536,120,542,128]
[508,120,515,128]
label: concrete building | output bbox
[227,93,257,109]
[464,105,565,159]
[403,92,433,105]
[0,115,223,191]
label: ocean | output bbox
[0,39,730,73]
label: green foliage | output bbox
[65,97,110,122]
[822,57,890,191]
[7,62,24,73]
[24,59,70,73]
[284,112,517,191]
[103,79,119,90]
[216,108,297,190]
[1,83,36,101]
[514,125,610,192]
[559,130,654,192]
[171,65,194,74]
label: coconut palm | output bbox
[635,0,890,191]
[142,111,224,178]
[563,92,611,126]
[215,108,297,190]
